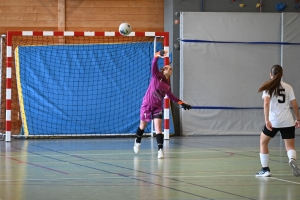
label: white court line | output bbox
[0,177,135,182]
[163,174,294,178]
[164,174,300,182]
[1,175,299,185]
[3,150,250,158]
[269,177,300,185]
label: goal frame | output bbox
[5,31,170,141]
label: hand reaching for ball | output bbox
[155,50,168,58]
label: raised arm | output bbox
[151,56,160,76]
[151,51,166,76]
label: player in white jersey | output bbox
[256,65,300,177]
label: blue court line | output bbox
[180,39,300,45]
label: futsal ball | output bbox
[119,22,132,36]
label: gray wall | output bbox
[165,0,202,136]
[164,0,300,135]
[180,12,279,135]
[202,0,300,12]
[180,12,300,136]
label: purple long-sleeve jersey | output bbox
[141,57,180,108]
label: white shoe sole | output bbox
[133,140,140,154]
[289,159,300,177]
[157,150,164,159]
[133,147,139,154]
[255,172,271,177]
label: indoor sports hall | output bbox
[1,1,300,200]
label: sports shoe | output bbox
[255,167,271,177]
[157,149,164,159]
[289,159,300,177]
[133,139,141,154]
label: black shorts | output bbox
[262,126,295,139]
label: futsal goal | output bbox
[3,31,170,141]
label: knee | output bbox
[260,139,266,145]
[139,121,148,130]
[154,125,162,133]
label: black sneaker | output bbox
[255,167,271,177]
[289,159,300,177]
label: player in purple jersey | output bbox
[256,65,300,177]
[133,50,191,159]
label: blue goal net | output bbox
[14,36,165,137]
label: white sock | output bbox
[287,149,297,160]
[260,153,269,168]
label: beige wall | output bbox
[0,0,164,134]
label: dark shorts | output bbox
[140,104,163,122]
[262,125,295,139]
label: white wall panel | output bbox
[180,12,290,135]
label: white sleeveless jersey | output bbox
[262,81,295,128]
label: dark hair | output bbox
[258,64,283,97]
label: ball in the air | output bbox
[119,22,132,36]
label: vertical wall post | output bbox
[163,32,170,140]
[5,31,12,142]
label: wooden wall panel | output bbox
[58,0,66,31]
[0,0,58,32]
[65,0,164,31]
[0,0,56,6]
[0,0,164,33]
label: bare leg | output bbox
[260,132,272,154]
[153,118,162,133]
[139,120,148,130]
[284,138,295,152]
[255,132,272,177]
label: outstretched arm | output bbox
[167,92,192,110]
[178,100,192,110]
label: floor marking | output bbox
[1,150,251,158]
[269,177,300,184]
[163,174,296,178]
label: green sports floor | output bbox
[0,135,299,200]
